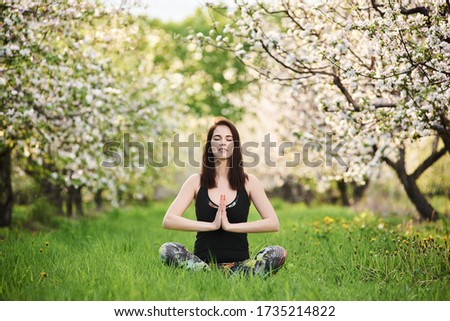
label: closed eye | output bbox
[212,136,234,142]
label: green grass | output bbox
[0,199,448,300]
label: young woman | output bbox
[159,117,286,276]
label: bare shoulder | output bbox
[185,173,201,187]
[187,172,200,182]
[183,173,201,196]
[247,173,262,185]
[245,173,263,195]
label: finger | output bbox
[222,195,226,213]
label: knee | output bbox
[257,245,287,259]
[253,245,287,276]
[159,242,171,252]
[273,245,287,258]
[159,242,184,252]
[159,242,171,255]
[159,242,186,264]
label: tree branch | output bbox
[332,75,361,111]
[400,6,430,16]
[283,7,305,31]
[370,0,384,17]
[346,46,374,71]
[381,156,396,169]
[373,102,396,108]
[411,147,446,180]
[259,40,304,76]
[431,124,450,136]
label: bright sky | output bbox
[106,0,319,22]
[105,0,235,21]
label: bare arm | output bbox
[162,174,221,232]
[221,174,279,233]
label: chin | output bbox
[214,152,232,159]
[215,156,231,161]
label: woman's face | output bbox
[211,124,234,160]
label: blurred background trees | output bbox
[1,0,448,228]
[195,0,450,221]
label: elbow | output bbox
[269,218,280,232]
[162,215,171,229]
[273,223,280,232]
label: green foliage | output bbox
[147,8,250,120]
[1,200,448,300]
[11,173,40,205]
[28,198,61,229]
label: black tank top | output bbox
[194,186,250,263]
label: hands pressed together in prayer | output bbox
[212,194,232,231]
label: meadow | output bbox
[0,199,448,301]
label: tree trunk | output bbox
[74,187,83,216]
[384,146,444,221]
[42,180,64,216]
[336,180,350,206]
[0,148,14,227]
[94,189,103,210]
[54,184,64,216]
[392,163,438,221]
[118,188,123,206]
[440,134,450,154]
[66,186,74,218]
[352,181,369,204]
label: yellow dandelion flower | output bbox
[342,223,349,230]
[322,216,334,225]
[370,237,376,242]
[39,248,44,253]
[45,242,49,247]
[40,272,47,278]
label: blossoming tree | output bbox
[0,1,130,224]
[0,1,186,225]
[199,0,449,220]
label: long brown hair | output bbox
[201,117,248,190]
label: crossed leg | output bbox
[159,242,287,276]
